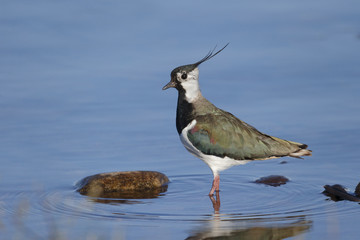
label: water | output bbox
[1,0,360,239]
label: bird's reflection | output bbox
[186,194,312,240]
[186,218,311,240]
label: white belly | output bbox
[180,120,250,176]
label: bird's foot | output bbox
[209,191,220,213]
[209,175,220,196]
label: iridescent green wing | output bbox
[187,111,301,160]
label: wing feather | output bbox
[187,111,307,160]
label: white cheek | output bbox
[178,69,201,102]
[181,80,200,102]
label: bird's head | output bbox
[162,44,229,95]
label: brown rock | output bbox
[76,171,169,199]
[254,175,289,187]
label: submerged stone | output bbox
[76,171,169,199]
[254,175,289,187]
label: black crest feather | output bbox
[194,43,229,67]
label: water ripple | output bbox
[1,174,359,224]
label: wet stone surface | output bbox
[76,171,169,199]
[254,175,289,187]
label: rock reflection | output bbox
[186,217,312,240]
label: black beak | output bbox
[162,80,176,90]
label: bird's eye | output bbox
[181,73,187,79]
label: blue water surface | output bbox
[1,1,360,239]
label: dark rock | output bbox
[76,171,169,199]
[254,175,289,187]
[323,184,360,202]
[355,182,360,197]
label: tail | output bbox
[269,136,312,158]
[288,141,312,158]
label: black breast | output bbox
[176,92,195,134]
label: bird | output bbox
[162,44,312,196]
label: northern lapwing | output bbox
[162,44,312,196]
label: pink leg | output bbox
[209,175,220,196]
